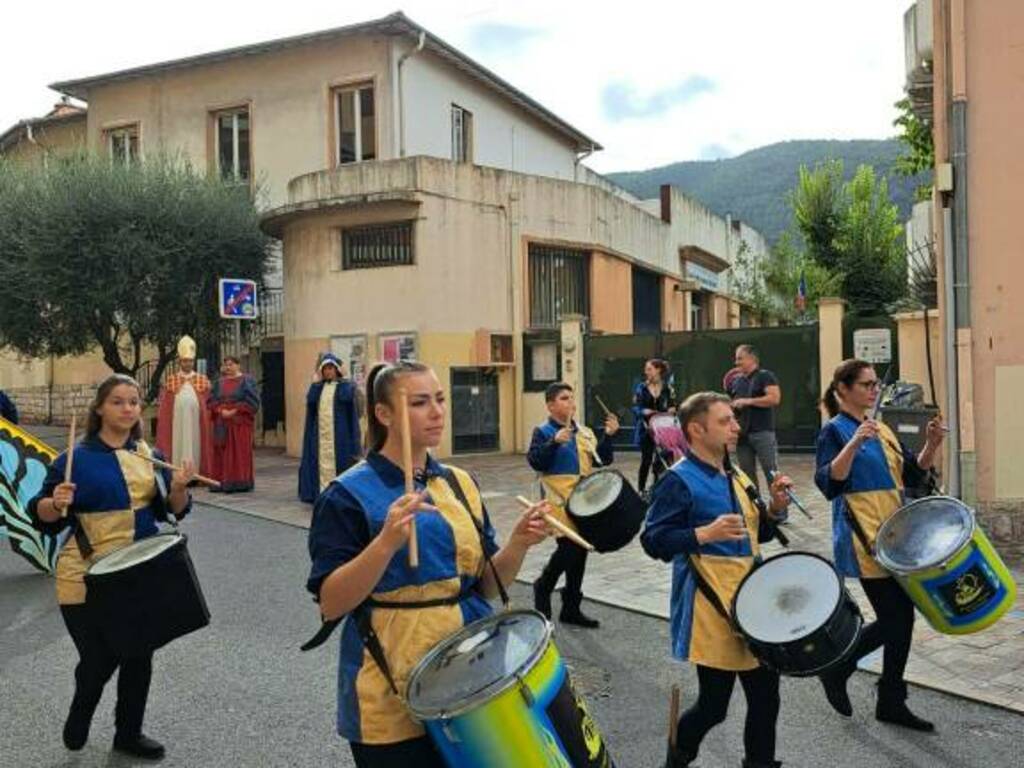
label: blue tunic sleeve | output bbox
[527,427,558,472]
[152,447,191,521]
[27,454,69,536]
[640,472,699,562]
[306,482,371,597]
[814,422,849,500]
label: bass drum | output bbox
[566,470,645,553]
[732,552,862,677]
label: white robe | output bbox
[172,378,202,469]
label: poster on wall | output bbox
[380,332,417,364]
[853,328,893,364]
[329,334,368,388]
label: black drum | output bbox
[732,552,862,677]
[85,533,210,657]
[565,469,645,553]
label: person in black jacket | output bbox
[632,359,676,494]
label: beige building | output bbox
[903,0,1024,541]
[1,12,771,457]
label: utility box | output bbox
[879,405,940,454]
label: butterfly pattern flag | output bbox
[0,416,63,573]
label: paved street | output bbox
[1,503,1020,768]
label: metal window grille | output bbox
[342,222,414,270]
[528,244,589,328]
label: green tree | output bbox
[892,97,934,201]
[0,153,271,400]
[789,160,907,315]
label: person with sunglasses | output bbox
[814,359,946,731]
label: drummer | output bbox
[528,381,619,628]
[815,359,945,731]
[641,391,791,768]
[306,361,551,767]
[29,374,196,759]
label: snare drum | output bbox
[566,470,645,553]
[407,610,614,768]
[732,552,862,676]
[875,496,1016,634]
[85,533,210,657]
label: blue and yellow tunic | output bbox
[641,453,772,671]
[29,435,189,605]
[527,418,615,531]
[815,412,927,579]
[306,452,499,745]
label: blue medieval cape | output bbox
[298,380,361,503]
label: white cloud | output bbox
[1,0,908,172]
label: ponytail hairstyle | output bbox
[822,358,875,418]
[364,361,432,452]
[86,374,144,440]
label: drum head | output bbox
[87,534,183,576]
[406,610,550,719]
[734,554,841,643]
[876,496,973,573]
[568,471,622,518]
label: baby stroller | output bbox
[645,414,688,497]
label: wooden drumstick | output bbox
[61,412,76,518]
[668,684,680,750]
[593,394,613,418]
[131,450,222,488]
[399,388,419,569]
[515,495,595,552]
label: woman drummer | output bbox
[814,359,945,731]
[633,358,676,495]
[306,361,551,767]
[30,374,196,759]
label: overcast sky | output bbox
[1,0,909,173]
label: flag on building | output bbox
[795,271,807,312]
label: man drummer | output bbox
[529,382,619,628]
[641,391,791,768]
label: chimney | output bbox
[660,184,672,224]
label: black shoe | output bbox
[559,609,600,629]
[664,744,697,767]
[113,733,166,760]
[819,664,854,717]
[533,580,552,620]
[742,760,782,768]
[876,701,935,732]
[62,715,90,751]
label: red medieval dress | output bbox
[208,374,260,492]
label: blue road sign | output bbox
[218,278,259,320]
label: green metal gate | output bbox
[584,324,821,452]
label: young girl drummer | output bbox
[30,374,196,759]
[306,361,552,767]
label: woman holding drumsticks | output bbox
[305,361,552,767]
[30,373,196,759]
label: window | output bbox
[342,222,414,270]
[523,333,561,392]
[106,125,139,165]
[215,109,251,182]
[335,85,376,165]
[528,244,589,328]
[451,104,472,162]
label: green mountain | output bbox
[606,139,923,243]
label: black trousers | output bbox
[675,664,781,764]
[849,577,916,687]
[535,537,588,612]
[637,431,666,492]
[350,736,445,767]
[60,604,153,738]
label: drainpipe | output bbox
[573,143,596,183]
[397,31,426,159]
[942,206,960,496]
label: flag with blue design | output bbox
[795,271,808,313]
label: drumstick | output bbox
[131,450,221,488]
[61,412,76,518]
[668,684,680,751]
[515,495,595,552]
[398,388,419,569]
[593,394,613,418]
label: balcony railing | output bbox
[258,288,284,337]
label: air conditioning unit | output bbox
[473,330,514,366]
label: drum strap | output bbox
[843,501,875,556]
[441,468,510,608]
[687,557,735,625]
[71,515,94,559]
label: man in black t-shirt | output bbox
[727,345,783,517]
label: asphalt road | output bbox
[1,504,1019,767]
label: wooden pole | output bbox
[131,450,222,488]
[399,388,419,568]
[61,412,76,518]
[668,684,680,750]
[515,495,595,552]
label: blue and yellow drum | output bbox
[875,496,1017,634]
[406,610,613,767]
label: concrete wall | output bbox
[2,116,86,165]
[398,46,578,180]
[590,253,632,333]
